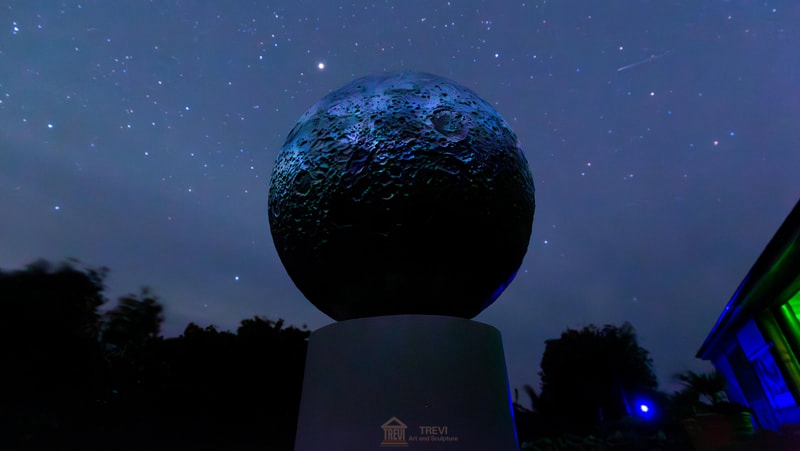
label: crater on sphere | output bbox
[268,71,535,321]
[431,108,468,140]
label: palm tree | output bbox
[513,384,546,445]
[676,370,728,406]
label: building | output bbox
[697,198,800,430]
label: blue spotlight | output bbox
[635,400,655,420]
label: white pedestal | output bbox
[294,315,519,450]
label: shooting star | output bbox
[617,51,671,72]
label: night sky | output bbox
[2,1,799,394]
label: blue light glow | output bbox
[633,399,655,420]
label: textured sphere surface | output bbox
[268,72,535,321]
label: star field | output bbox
[1,0,799,393]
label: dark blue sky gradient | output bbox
[1,1,798,393]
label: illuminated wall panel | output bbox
[737,319,767,359]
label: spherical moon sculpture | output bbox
[268,72,535,321]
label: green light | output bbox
[760,309,800,405]
[787,291,800,321]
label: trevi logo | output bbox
[381,417,459,446]
[380,417,408,447]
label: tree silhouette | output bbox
[0,258,107,340]
[102,287,164,353]
[0,259,311,450]
[0,259,109,449]
[139,318,310,449]
[536,322,659,435]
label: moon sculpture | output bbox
[268,71,535,321]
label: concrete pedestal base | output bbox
[294,315,519,450]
